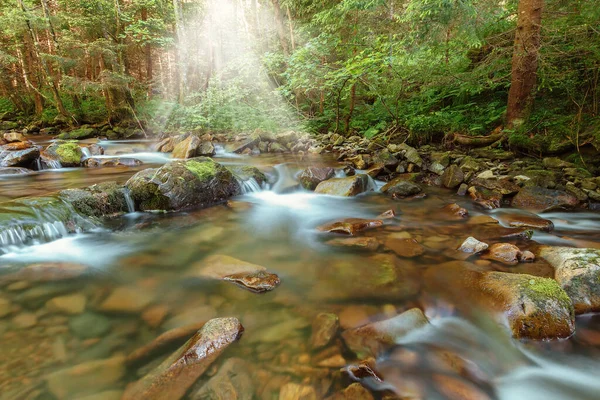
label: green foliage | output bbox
[0,97,14,114]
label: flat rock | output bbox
[468,186,502,209]
[385,238,425,258]
[317,218,383,236]
[279,383,317,400]
[512,186,579,212]
[469,177,520,195]
[46,293,87,315]
[504,213,554,232]
[539,246,600,314]
[45,355,125,400]
[98,286,155,313]
[441,165,464,189]
[69,312,112,339]
[341,308,429,358]
[122,317,244,400]
[0,146,40,167]
[326,237,379,251]
[0,263,88,282]
[315,174,372,197]
[188,254,280,293]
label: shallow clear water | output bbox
[0,140,599,399]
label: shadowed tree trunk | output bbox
[506,0,544,128]
[271,0,289,56]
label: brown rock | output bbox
[327,383,375,400]
[385,238,425,258]
[441,203,469,218]
[505,214,554,232]
[512,186,579,212]
[142,305,170,328]
[441,165,464,189]
[46,293,87,315]
[325,237,379,251]
[485,243,521,265]
[310,313,339,349]
[317,218,383,236]
[279,383,317,400]
[172,135,201,159]
[122,318,244,400]
[189,358,254,400]
[45,355,125,400]
[469,178,520,195]
[468,186,502,209]
[315,175,372,197]
[188,254,280,293]
[98,286,154,313]
[0,263,87,282]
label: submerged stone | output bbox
[188,254,280,293]
[341,308,429,358]
[311,313,339,349]
[317,218,383,236]
[504,213,554,232]
[190,358,254,400]
[315,174,371,197]
[326,236,379,251]
[384,238,425,258]
[0,263,88,282]
[45,355,125,400]
[122,317,244,400]
[125,158,239,211]
[539,246,600,314]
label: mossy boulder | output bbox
[57,127,97,140]
[59,182,130,218]
[42,141,84,167]
[125,158,239,211]
[479,272,575,339]
[382,176,422,197]
[539,246,600,314]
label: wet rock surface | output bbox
[342,308,429,358]
[122,317,244,400]
[539,246,600,314]
[299,167,335,190]
[126,158,239,211]
[315,174,372,196]
[512,186,579,212]
[317,218,383,235]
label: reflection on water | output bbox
[0,143,599,399]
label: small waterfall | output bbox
[123,188,136,213]
[214,144,243,158]
[0,197,96,252]
[81,147,92,159]
[236,177,262,194]
[37,157,62,170]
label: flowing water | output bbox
[0,139,599,399]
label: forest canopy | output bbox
[0,0,598,154]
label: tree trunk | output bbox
[344,83,356,134]
[506,0,544,128]
[141,7,153,97]
[271,0,289,56]
[173,0,186,103]
[18,0,69,118]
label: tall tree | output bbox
[506,0,544,127]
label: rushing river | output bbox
[0,139,599,400]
